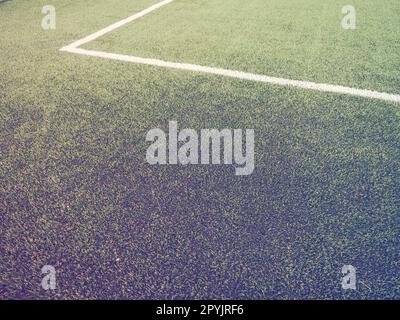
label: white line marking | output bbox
[60,0,400,103]
[60,0,175,51]
[63,47,400,103]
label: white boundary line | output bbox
[61,0,175,50]
[60,0,400,103]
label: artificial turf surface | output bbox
[0,0,399,299]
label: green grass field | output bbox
[1,0,399,299]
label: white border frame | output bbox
[60,0,400,103]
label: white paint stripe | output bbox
[60,0,175,50]
[62,47,400,103]
[60,0,400,103]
